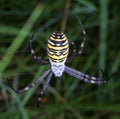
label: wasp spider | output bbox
[8,15,106,106]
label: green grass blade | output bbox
[99,0,108,70]
[0,4,44,75]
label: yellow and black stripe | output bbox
[47,31,69,63]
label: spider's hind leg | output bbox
[67,39,77,61]
[28,32,49,65]
[75,14,87,56]
[67,14,87,62]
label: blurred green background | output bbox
[0,0,120,119]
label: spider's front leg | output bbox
[65,66,106,84]
[37,72,53,107]
[7,68,51,94]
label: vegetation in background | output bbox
[0,0,120,119]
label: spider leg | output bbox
[75,14,87,55]
[37,71,53,107]
[28,33,49,65]
[64,66,106,84]
[7,68,51,94]
[100,69,114,81]
[67,39,77,61]
[67,14,87,62]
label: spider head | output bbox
[51,65,65,77]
